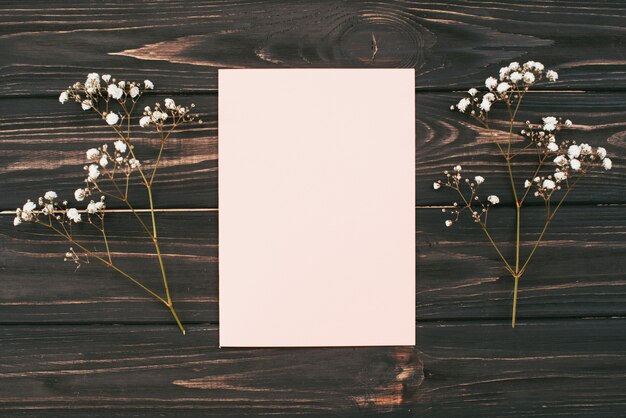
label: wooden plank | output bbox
[1,319,625,416]
[1,1,626,96]
[417,91,626,206]
[0,211,218,324]
[0,324,423,416]
[1,206,625,324]
[0,94,217,210]
[1,92,624,210]
[414,318,626,417]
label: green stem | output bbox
[512,274,520,328]
[101,213,112,264]
[168,302,186,335]
[515,204,521,274]
[147,186,171,304]
[454,186,514,275]
[518,175,585,278]
[46,222,165,303]
[46,221,185,334]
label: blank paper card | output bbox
[219,69,415,347]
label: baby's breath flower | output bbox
[433,182,441,190]
[564,119,572,127]
[567,144,581,159]
[164,98,176,110]
[23,200,36,213]
[523,72,535,84]
[81,100,92,111]
[579,143,592,156]
[86,148,100,160]
[139,115,151,128]
[86,200,97,214]
[44,191,57,201]
[99,155,108,168]
[597,147,607,159]
[547,142,559,152]
[445,220,453,227]
[453,165,462,172]
[130,86,140,98]
[59,91,69,104]
[496,82,510,93]
[499,66,510,80]
[570,158,581,171]
[114,140,127,153]
[602,158,613,170]
[129,158,140,169]
[13,216,21,226]
[456,98,470,113]
[509,71,522,83]
[542,179,556,190]
[74,188,86,202]
[485,77,498,90]
[524,179,531,188]
[105,112,120,125]
[102,74,111,83]
[474,176,485,185]
[509,61,520,71]
[546,70,558,81]
[67,208,81,223]
[42,203,53,215]
[468,88,478,97]
[151,110,167,122]
[487,195,500,205]
[542,116,558,131]
[554,155,568,166]
[107,84,124,100]
[480,99,492,112]
[144,80,154,89]
[84,73,100,94]
[88,164,100,181]
[554,171,567,182]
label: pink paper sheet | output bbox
[218,69,415,347]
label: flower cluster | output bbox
[59,73,154,127]
[14,72,196,333]
[518,117,612,201]
[437,60,615,328]
[433,165,499,228]
[13,191,106,228]
[451,61,558,119]
[139,98,201,131]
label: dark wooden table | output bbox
[1,1,625,416]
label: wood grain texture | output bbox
[2,1,626,416]
[0,94,216,210]
[2,0,626,95]
[1,319,625,417]
[2,92,624,210]
[0,324,423,416]
[1,206,624,324]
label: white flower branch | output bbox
[439,61,613,327]
[16,73,202,334]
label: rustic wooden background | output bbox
[1,1,625,416]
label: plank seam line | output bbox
[1,202,625,215]
[1,315,624,327]
[0,88,611,100]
